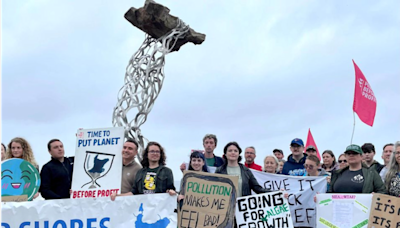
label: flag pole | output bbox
[351,112,356,144]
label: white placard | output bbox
[236,191,294,228]
[71,127,124,198]
[316,194,372,228]
[252,171,327,228]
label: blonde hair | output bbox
[263,155,280,173]
[6,137,38,168]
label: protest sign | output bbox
[71,127,124,199]
[178,171,238,228]
[316,193,372,228]
[368,193,400,228]
[236,191,294,228]
[253,171,327,228]
[1,193,177,228]
[1,158,41,201]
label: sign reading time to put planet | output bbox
[1,158,41,201]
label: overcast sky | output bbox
[2,0,400,180]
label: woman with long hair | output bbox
[111,141,176,200]
[322,150,338,173]
[337,154,348,170]
[384,141,400,197]
[6,137,39,169]
[215,142,270,197]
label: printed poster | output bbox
[316,193,372,228]
[71,127,124,198]
[1,193,177,228]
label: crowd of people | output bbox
[2,134,400,201]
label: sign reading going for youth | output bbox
[1,158,41,201]
[368,193,400,228]
[236,191,294,228]
[316,194,372,228]
[71,127,124,199]
[178,171,238,228]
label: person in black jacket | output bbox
[215,141,270,197]
[40,139,74,199]
[111,141,176,200]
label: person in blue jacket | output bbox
[282,138,307,176]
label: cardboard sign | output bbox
[178,171,238,228]
[2,193,177,228]
[1,195,28,202]
[236,191,294,228]
[71,127,124,199]
[368,193,400,228]
[1,158,41,201]
[316,194,372,228]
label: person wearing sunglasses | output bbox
[328,144,386,194]
[303,155,331,190]
[337,154,348,169]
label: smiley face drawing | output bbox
[1,158,41,201]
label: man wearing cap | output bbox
[328,144,386,194]
[305,146,318,158]
[281,138,307,176]
[244,146,262,171]
[273,149,284,161]
[361,143,384,173]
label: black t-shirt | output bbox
[143,167,160,194]
[333,169,364,193]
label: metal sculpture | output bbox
[112,0,205,161]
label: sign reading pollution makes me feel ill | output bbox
[178,171,238,228]
[236,191,294,228]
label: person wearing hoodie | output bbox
[329,144,386,194]
[282,138,307,176]
[303,155,331,190]
[362,143,384,173]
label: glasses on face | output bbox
[149,151,160,154]
[304,164,314,169]
[338,159,347,163]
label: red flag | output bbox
[305,128,321,160]
[352,60,377,126]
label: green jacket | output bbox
[131,165,175,194]
[328,166,387,194]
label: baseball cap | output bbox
[290,138,304,147]
[273,149,283,154]
[344,144,363,154]
[306,145,316,151]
